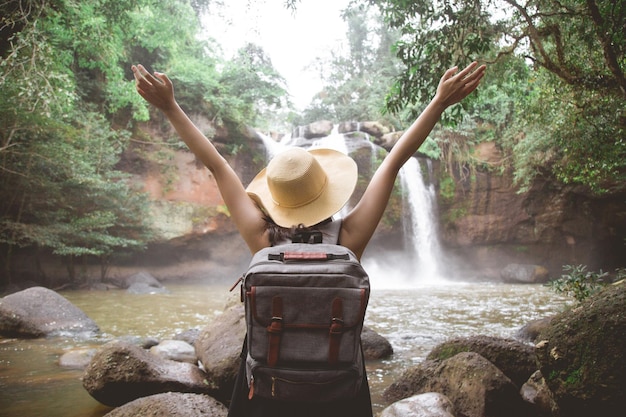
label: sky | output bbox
[201,0,352,109]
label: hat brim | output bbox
[246,148,358,228]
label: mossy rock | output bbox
[427,335,537,388]
[536,282,626,417]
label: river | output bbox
[0,280,570,417]
[0,282,567,417]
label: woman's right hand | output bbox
[132,64,177,112]
[433,62,486,109]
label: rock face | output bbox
[103,392,228,417]
[83,340,216,407]
[440,161,626,278]
[6,122,624,287]
[535,282,626,417]
[384,351,524,417]
[0,286,99,337]
[515,316,554,343]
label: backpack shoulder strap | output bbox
[319,218,342,245]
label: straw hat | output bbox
[246,147,358,228]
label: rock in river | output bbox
[0,286,99,337]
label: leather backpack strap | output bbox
[328,297,344,365]
[267,296,283,367]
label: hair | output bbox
[263,215,332,246]
[263,214,292,246]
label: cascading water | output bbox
[399,157,444,283]
[257,132,285,158]
[309,125,349,154]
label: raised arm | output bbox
[341,62,486,259]
[132,65,269,252]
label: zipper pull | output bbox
[272,376,276,397]
[248,376,255,400]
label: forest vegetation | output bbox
[1,0,624,286]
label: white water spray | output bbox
[257,132,285,159]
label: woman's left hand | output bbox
[132,64,177,113]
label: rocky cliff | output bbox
[439,163,625,279]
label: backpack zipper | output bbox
[269,373,353,398]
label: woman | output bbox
[132,61,485,416]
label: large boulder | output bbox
[426,335,537,388]
[535,282,626,417]
[83,340,216,407]
[0,286,99,337]
[195,301,247,404]
[361,325,393,360]
[103,392,227,417]
[384,352,524,417]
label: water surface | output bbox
[0,281,569,416]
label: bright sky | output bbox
[201,0,351,109]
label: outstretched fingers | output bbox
[435,62,486,106]
[131,64,176,111]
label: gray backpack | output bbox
[241,242,370,402]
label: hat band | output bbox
[271,176,328,208]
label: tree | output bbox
[218,43,291,131]
[301,3,403,126]
[368,0,625,192]
[0,0,295,286]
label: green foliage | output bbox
[438,175,456,203]
[218,43,291,130]
[0,108,153,257]
[0,0,293,284]
[301,4,404,127]
[547,264,608,302]
[418,137,441,159]
[369,0,625,193]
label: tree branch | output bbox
[585,0,626,97]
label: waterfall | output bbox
[309,125,349,154]
[399,157,444,282]
[257,132,285,159]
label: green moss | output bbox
[430,345,467,361]
[438,175,456,202]
[564,367,583,387]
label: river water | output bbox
[0,279,570,417]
